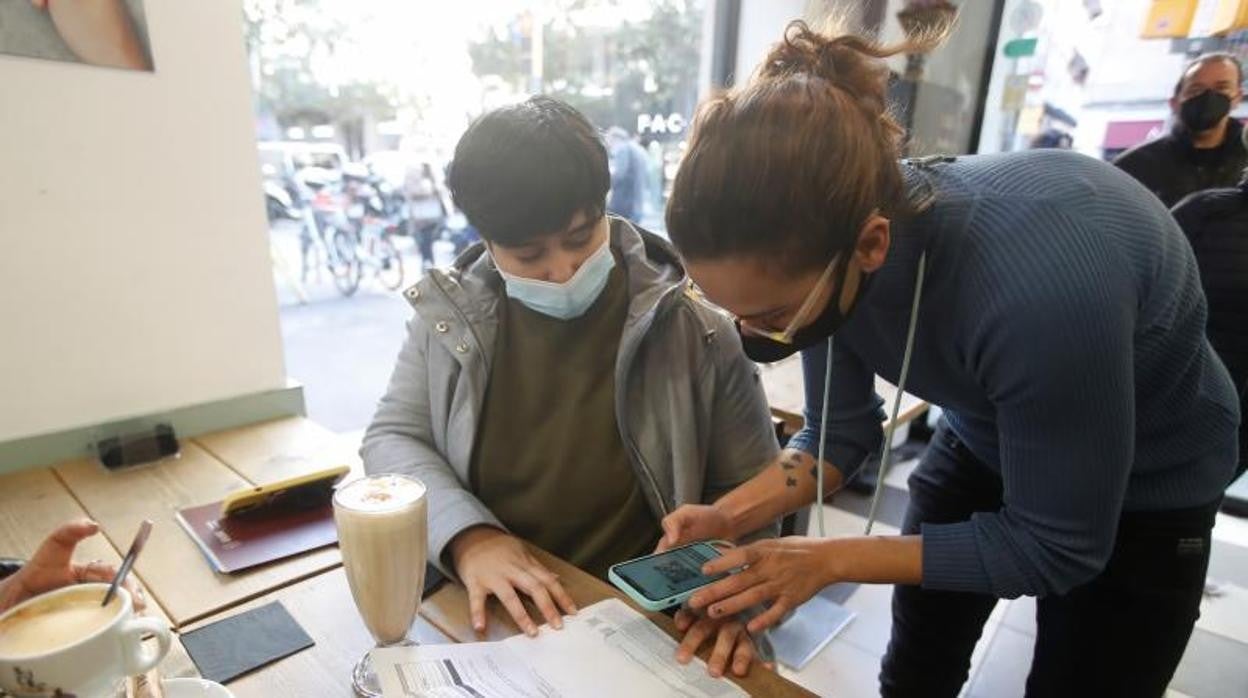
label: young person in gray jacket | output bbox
[362,97,779,678]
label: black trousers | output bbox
[879,424,1219,698]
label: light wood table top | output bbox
[177,567,449,696]
[168,545,811,696]
[0,468,120,565]
[3,417,814,695]
[0,467,198,680]
[421,544,817,697]
[54,439,340,627]
[194,416,363,485]
[4,415,365,634]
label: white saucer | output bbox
[161,678,234,697]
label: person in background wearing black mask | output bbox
[1115,53,1246,207]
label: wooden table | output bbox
[177,568,450,695]
[54,439,343,627]
[0,467,199,680]
[0,417,813,696]
[173,543,812,696]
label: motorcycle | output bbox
[338,165,406,291]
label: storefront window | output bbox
[878,0,1002,156]
[244,0,713,429]
[976,0,1248,159]
[246,0,710,235]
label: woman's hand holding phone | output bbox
[655,504,735,553]
[689,537,838,633]
[449,526,578,637]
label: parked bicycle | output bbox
[340,166,405,291]
[300,173,363,297]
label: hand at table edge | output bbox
[449,526,578,638]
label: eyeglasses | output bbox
[739,254,841,345]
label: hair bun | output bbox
[759,22,885,117]
[759,19,950,120]
[760,22,831,79]
[760,22,853,81]
[666,18,951,273]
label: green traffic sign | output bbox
[1003,37,1038,58]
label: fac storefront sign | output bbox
[636,113,686,136]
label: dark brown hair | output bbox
[666,20,946,271]
[448,96,609,246]
[1173,52,1244,97]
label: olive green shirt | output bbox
[470,260,662,578]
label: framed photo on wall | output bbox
[0,0,153,72]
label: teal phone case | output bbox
[607,543,723,611]
[607,566,685,611]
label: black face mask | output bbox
[1179,90,1232,133]
[738,259,869,363]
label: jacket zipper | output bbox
[615,291,685,519]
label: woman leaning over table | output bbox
[657,19,1240,698]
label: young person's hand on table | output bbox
[449,526,578,637]
[672,608,763,678]
[0,519,146,613]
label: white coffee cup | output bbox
[0,582,171,698]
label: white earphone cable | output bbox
[815,334,834,538]
[865,251,927,534]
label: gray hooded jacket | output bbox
[362,218,779,578]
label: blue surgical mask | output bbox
[494,237,616,320]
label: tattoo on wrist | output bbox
[779,452,803,471]
[785,476,798,487]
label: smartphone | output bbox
[220,465,351,518]
[608,542,731,612]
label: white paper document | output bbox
[373,642,557,697]
[373,598,749,698]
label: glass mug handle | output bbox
[119,616,172,676]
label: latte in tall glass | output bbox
[334,474,427,697]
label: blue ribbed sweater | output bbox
[788,150,1240,598]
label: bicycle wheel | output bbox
[330,228,361,297]
[374,235,405,290]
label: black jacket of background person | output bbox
[1114,119,1248,207]
[1172,180,1248,474]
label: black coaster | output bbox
[180,601,314,684]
